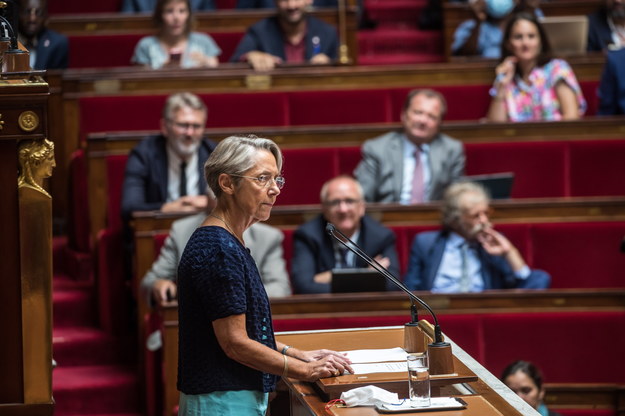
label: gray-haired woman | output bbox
[176,135,352,415]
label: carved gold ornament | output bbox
[17,139,55,198]
[18,111,39,132]
[0,113,4,130]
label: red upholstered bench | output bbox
[49,0,123,14]
[288,90,394,125]
[480,311,625,384]
[569,139,625,197]
[79,92,289,141]
[464,141,568,198]
[529,221,625,289]
[68,32,245,68]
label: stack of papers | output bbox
[341,347,409,375]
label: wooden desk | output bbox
[277,327,538,415]
[158,291,625,416]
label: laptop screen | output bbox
[330,268,386,293]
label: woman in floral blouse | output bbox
[486,12,586,122]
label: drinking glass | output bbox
[407,353,430,407]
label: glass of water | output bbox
[407,353,430,407]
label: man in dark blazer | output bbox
[291,175,400,294]
[587,0,625,51]
[230,0,338,70]
[121,92,216,223]
[355,89,465,204]
[598,47,625,115]
[404,181,550,292]
[17,0,68,69]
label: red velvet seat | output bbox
[278,147,340,205]
[465,141,568,198]
[49,0,123,14]
[336,146,362,176]
[289,89,394,125]
[568,140,625,197]
[530,222,625,289]
[68,32,245,68]
[481,311,625,384]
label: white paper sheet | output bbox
[349,361,408,374]
[341,347,408,364]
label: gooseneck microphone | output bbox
[326,223,447,346]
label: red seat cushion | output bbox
[289,89,394,125]
[568,139,625,197]
[530,222,625,289]
[481,311,625,383]
[278,147,340,205]
[465,141,568,198]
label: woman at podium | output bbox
[176,135,352,415]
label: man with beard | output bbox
[16,0,68,69]
[121,92,216,222]
[230,0,338,71]
[403,181,550,292]
[290,175,399,294]
[588,0,625,51]
[355,89,465,204]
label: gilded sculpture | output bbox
[17,138,55,197]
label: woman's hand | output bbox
[494,56,517,89]
[301,351,354,381]
[189,51,219,68]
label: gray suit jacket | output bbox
[140,213,291,305]
[354,130,465,203]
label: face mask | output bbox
[486,0,514,19]
[340,386,401,407]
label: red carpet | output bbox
[52,237,141,416]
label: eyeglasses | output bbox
[20,8,46,17]
[231,174,285,189]
[168,120,204,131]
[324,198,361,208]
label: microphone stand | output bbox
[326,223,454,375]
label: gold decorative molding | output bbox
[17,139,55,198]
[0,113,4,130]
[18,110,39,132]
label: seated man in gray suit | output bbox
[354,89,465,204]
[141,208,291,306]
[404,181,550,292]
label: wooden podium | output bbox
[276,326,541,416]
[0,16,54,414]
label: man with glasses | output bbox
[291,175,400,294]
[404,181,550,292]
[121,92,216,222]
[17,0,68,69]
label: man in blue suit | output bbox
[121,92,216,223]
[230,0,338,71]
[404,181,550,292]
[17,0,68,69]
[598,47,625,115]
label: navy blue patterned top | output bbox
[177,226,277,394]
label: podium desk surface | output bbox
[325,396,500,416]
[276,327,540,416]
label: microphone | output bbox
[326,223,446,346]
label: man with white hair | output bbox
[404,181,550,292]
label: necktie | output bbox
[410,148,425,203]
[459,243,470,293]
[179,161,187,197]
[338,247,349,269]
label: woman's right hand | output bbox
[494,56,517,88]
